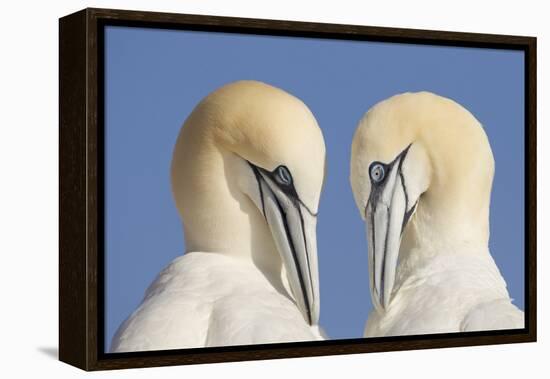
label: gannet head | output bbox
[350,92,494,312]
[171,81,325,325]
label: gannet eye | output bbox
[370,163,385,183]
[275,165,293,186]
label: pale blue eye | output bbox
[370,163,385,183]
[275,166,292,186]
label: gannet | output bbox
[110,81,326,352]
[350,92,524,337]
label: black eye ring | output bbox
[369,163,385,183]
[274,165,292,186]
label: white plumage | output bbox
[350,92,524,337]
[364,247,523,336]
[111,253,323,351]
[111,81,326,352]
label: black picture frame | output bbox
[59,7,537,371]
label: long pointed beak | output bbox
[253,169,320,325]
[366,150,415,311]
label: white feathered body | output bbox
[365,247,524,337]
[110,252,323,352]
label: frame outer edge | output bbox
[59,7,537,371]
[86,7,101,370]
[527,37,537,342]
[59,9,89,371]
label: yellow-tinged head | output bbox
[171,81,326,325]
[350,92,494,311]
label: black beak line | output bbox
[364,143,414,307]
[248,162,315,325]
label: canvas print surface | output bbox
[104,26,525,353]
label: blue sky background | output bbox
[104,26,525,352]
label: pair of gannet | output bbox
[350,92,524,336]
[110,81,523,352]
[111,81,325,352]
